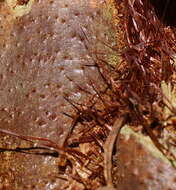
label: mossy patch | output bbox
[101,1,121,66]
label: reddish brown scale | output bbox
[63,0,176,187]
[16,0,30,6]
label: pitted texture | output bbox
[0,0,107,189]
[0,0,107,141]
[0,0,176,190]
[115,129,176,190]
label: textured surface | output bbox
[114,127,176,190]
[0,0,108,189]
[0,0,176,190]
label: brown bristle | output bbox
[0,0,176,189]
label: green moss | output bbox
[107,52,120,66]
[102,1,116,21]
[101,1,120,66]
